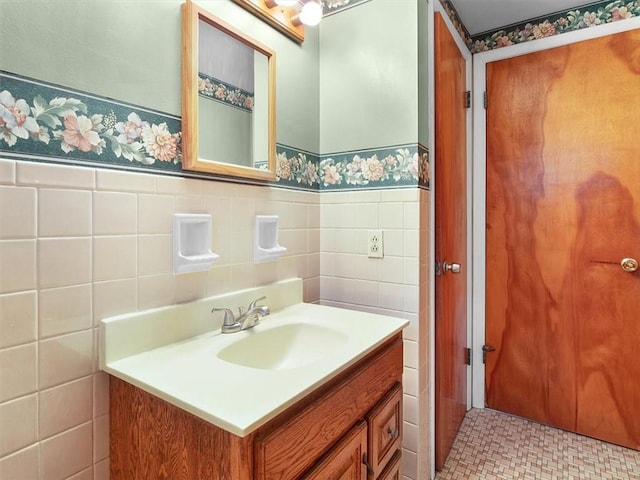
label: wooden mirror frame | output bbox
[181,0,277,182]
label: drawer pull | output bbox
[387,427,399,439]
[362,452,375,475]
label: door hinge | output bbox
[483,91,488,109]
[465,348,471,366]
[465,90,471,108]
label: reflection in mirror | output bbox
[182,0,276,181]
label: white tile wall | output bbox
[318,187,430,480]
[0,159,321,479]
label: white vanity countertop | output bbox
[100,280,408,437]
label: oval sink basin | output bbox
[217,323,349,370]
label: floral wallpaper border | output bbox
[439,0,473,48]
[198,72,254,112]
[469,0,640,53]
[0,70,182,171]
[1,70,426,192]
[321,0,372,17]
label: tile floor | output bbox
[436,408,640,480]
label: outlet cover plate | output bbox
[367,229,384,258]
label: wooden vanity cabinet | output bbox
[110,333,403,480]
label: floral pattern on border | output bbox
[319,145,419,190]
[470,0,640,53]
[418,143,430,190]
[440,0,473,48]
[198,72,254,112]
[275,144,320,191]
[0,72,182,169]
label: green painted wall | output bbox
[319,0,420,153]
[418,0,430,148]
[0,0,320,155]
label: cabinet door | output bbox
[367,383,402,476]
[377,450,401,480]
[302,422,368,480]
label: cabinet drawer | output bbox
[377,450,401,480]
[366,383,402,476]
[301,421,368,480]
[254,336,403,480]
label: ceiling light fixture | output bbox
[298,0,323,26]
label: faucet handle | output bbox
[248,295,267,310]
[211,307,236,326]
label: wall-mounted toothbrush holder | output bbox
[254,215,287,263]
[173,214,219,274]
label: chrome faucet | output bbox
[212,296,270,334]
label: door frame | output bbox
[471,16,640,408]
[431,1,473,476]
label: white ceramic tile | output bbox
[381,229,403,257]
[378,282,405,311]
[39,330,93,390]
[379,202,404,230]
[40,421,93,480]
[403,202,420,229]
[0,343,37,403]
[230,197,254,233]
[138,194,174,234]
[403,393,418,426]
[0,240,36,294]
[0,444,39,480]
[307,228,320,253]
[93,372,110,417]
[279,229,307,257]
[403,285,419,314]
[320,191,351,204]
[0,291,37,348]
[95,169,155,193]
[255,261,279,286]
[352,255,379,282]
[0,394,37,457]
[39,376,92,439]
[379,256,404,284]
[0,159,16,185]
[156,176,202,195]
[403,258,419,286]
[273,202,307,229]
[93,278,136,325]
[319,228,335,253]
[93,458,109,480]
[403,367,418,397]
[137,274,174,310]
[174,271,207,304]
[175,195,206,213]
[332,229,355,254]
[93,191,137,235]
[333,253,356,279]
[0,186,36,239]
[93,236,137,281]
[319,252,334,277]
[381,188,418,202]
[402,314,418,342]
[205,265,233,296]
[403,229,419,258]
[38,238,91,289]
[307,252,320,278]
[402,448,418,480]
[303,276,320,304]
[201,180,240,198]
[228,235,253,264]
[353,280,378,307]
[38,189,92,237]
[229,263,255,292]
[138,234,172,275]
[17,162,95,189]
[308,204,320,228]
[403,339,419,369]
[353,203,378,229]
[39,284,92,338]
[403,421,419,453]
[93,414,109,462]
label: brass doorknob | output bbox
[621,257,638,273]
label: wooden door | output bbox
[302,422,367,480]
[434,12,468,470]
[485,29,640,450]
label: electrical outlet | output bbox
[367,229,384,258]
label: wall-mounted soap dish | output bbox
[254,215,287,263]
[173,214,219,274]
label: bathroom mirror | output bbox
[182,0,276,181]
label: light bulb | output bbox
[274,0,298,6]
[299,0,322,26]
